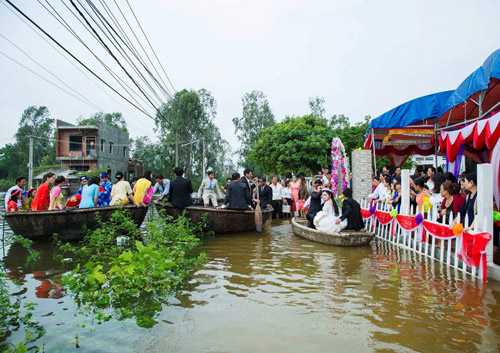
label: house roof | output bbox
[34,168,80,180]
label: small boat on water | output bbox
[5,205,149,242]
[291,217,373,246]
[154,201,273,234]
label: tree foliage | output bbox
[329,114,371,158]
[0,106,56,182]
[233,90,275,171]
[153,89,230,179]
[309,96,326,119]
[130,136,165,175]
[248,115,333,176]
[78,112,128,132]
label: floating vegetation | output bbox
[55,209,207,328]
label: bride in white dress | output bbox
[313,190,347,233]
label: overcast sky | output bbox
[1,0,499,157]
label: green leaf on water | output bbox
[135,241,145,253]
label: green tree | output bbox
[329,115,371,158]
[309,96,326,119]
[78,112,127,132]
[130,137,166,175]
[154,89,229,179]
[0,106,56,182]
[233,90,275,171]
[248,115,332,176]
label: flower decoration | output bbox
[390,209,398,218]
[369,206,376,215]
[415,213,424,225]
[453,223,464,236]
[331,138,349,196]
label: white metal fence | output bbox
[359,199,489,281]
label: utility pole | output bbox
[202,137,206,177]
[28,137,33,188]
[175,133,179,167]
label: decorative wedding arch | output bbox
[331,138,349,196]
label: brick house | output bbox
[56,119,129,178]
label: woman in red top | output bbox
[7,189,22,212]
[31,173,56,211]
[439,181,465,222]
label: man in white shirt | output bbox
[5,176,26,210]
[198,171,223,207]
[153,174,170,201]
[270,176,286,219]
[321,167,330,186]
[368,173,388,202]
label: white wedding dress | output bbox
[313,202,347,233]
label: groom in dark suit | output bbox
[336,188,364,231]
[168,167,193,209]
[257,177,273,209]
[306,180,323,228]
[222,173,253,210]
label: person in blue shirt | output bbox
[75,176,88,195]
[153,174,170,201]
[98,173,112,207]
[79,176,100,208]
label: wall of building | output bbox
[56,128,98,157]
[97,123,129,177]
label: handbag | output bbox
[282,204,291,213]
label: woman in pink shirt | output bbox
[290,175,301,215]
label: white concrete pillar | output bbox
[477,164,494,264]
[351,149,372,201]
[401,169,410,215]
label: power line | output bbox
[111,0,175,96]
[91,0,173,101]
[77,0,167,106]
[39,0,155,113]
[1,1,152,130]
[68,0,170,125]
[125,0,176,93]
[2,0,155,120]
[0,33,104,112]
[0,50,109,111]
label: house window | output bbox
[100,139,105,152]
[123,147,127,158]
[69,135,82,152]
[109,142,113,154]
[86,137,96,156]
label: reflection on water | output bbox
[2,215,500,352]
[146,221,500,353]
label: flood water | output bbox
[2,214,500,352]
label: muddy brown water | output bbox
[2,214,500,352]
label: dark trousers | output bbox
[306,212,317,228]
[271,200,283,219]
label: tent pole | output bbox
[371,129,377,174]
[436,97,500,131]
[434,123,438,168]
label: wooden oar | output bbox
[255,183,262,232]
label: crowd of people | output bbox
[4,170,175,212]
[217,167,363,232]
[367,165,479,230]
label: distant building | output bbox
[56,120,129,178]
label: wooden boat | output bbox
[154,201,273,233]
[291,217,373,246]
[5,205,149,242]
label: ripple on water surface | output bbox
[2,211,500,352]
[143,221,500,353]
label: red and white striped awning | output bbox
[439,112,500,162]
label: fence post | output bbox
[477,164,494,265]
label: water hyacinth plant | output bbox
[55,209,208,328]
